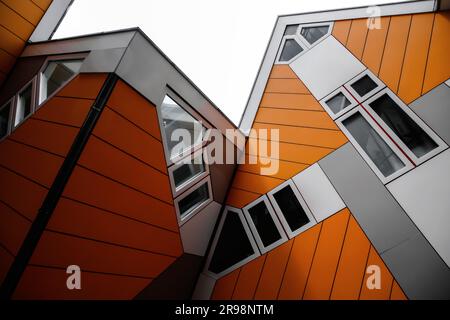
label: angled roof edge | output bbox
[20,27,241,137]
[239,0,438,135]
[29,0,75,42]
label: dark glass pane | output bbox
[351,75,378,97]
[273,185,310,232]
[15,84,32,126]
[300,25,329,44]
[279,39,303,62]
[248,201,281,247]
[172,157,205,189]
[0,103,11,138]
[284,24,298,35]
[325,92,351,114]
[369,94,438,158]
[208,210,255,274]
[41,60,83,102]
[343,112,405,177]
[178,183,209,218]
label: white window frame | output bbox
[363,88,448,166]
[275,35,309,65]
[336,106,414,184]
[157,88,212,166]
[0,98,14,142]
[267,180,317,239]
[168,150,210,198]
[297,22,334,48]
[320,86,359,120]
[243,195,288,254]
[204,206,260,279]
[174,175,213,226]
[13,78,37,129]
[344,69,385,102]
[37,53,86,108]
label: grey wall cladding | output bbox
[319,143,450,299]
[409,83,450,146]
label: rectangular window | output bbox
[345,70,385,101]
[320,87,357,119]
[365,90,446,164]
[338,107,412,183]
[206,207,259,277]
[243,196,288,254]
[0,101,12,139]
[268,180,316,238]
[14,83,33,127]
[160,94,206,161]
[40,59,83,104]
[169,153,208,196]
[175,176,212,225]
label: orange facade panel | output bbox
[211,268,240,300]
[225,187,260,209]
[0,246,14,284]
[390,281,408,300]
[332,20,352,45]
[255,108,339,130]
[0,2,35,41]
[362,16,391,75]
[260,93,323,111]
[232,255,266,300]
[0,201,30,255]
[268,65,298,79]
[13,265,150,300]
[265,78,310,94]
[346,18,369,59]
[34,97,93,128]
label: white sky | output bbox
[54,0,407,125]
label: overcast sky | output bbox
[54,0,407,125]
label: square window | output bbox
[0,101,11,139]
[345,70,385,101]
[206,207,259,277]
[351,74,378,97]
[15,83,33,127]
[325,92,351,114]
[243,196,288,253]
[40,59,83,104]
[320,87,358,119]
[268,180,316,238]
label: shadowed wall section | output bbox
[211,209,407,300]
[0,74,106,288]
[332,11,450,104]
[0,0,53,86]
[11,79,183,299]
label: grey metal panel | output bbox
[319,143,419,253]
[79,48,127,73]
[438,0,450,10]
[239,0,436,136]
[0,56,46,106]
[22,31,136,57]
[192,272,216,300]
[381,232,450,300]
[116,32,240,138]
[387,149,450,267]
[409,84,450,145]
[29,0,74,42]
[180,201,221,256]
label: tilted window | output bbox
[300,25,330,45]
[14,82,34,127]
[174,176,212,225]
[0,101,12,139]
[278,38,304,62]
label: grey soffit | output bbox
[79,48,127,73]
[192,272,216,300]
[409,83,450,146]
[22,30,138,57]
[381,233,450,300]
[29,0,74,42]
[318,143,419,253]
[239,0,437,135]
[134,253,204,300]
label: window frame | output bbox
[37,53,87,108]
[243,195,288,254]
[275,35,308,64]
[320,86,358,120]
[174,175,213,226]
[158,88,212,165]
[344,69,385,102]
[297,22,333,48]
[363,88,448,166]
[168,150,210,198]
[336,105,414,184]
[0,98,14,142]
[267,179,317,239]
[204,206,260,279]
[12,78,37,129]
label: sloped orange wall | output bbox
[12,79,182,299]
[0,0,53,87]
[333,11,450,104]
[211,209,407,300]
